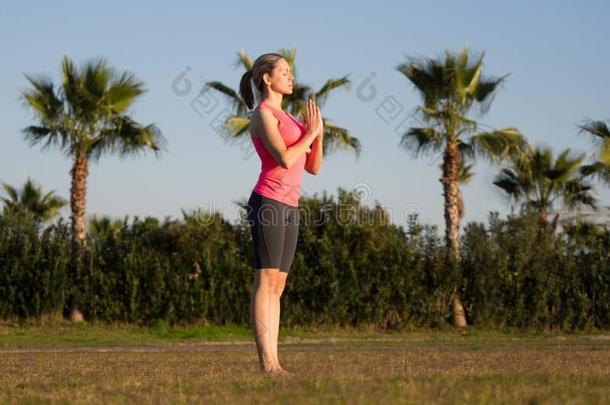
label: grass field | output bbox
[1,320,609,404]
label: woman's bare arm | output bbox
[304,103,324,175]
[252,102,320,169]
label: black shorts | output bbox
[246,191,300,273]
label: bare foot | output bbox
[261,367,294,377]
[260,363,279,374]
[275,368,295,377]
[282,369,295,377]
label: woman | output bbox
[239,53,324,375]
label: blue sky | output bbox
[1,0,609,230]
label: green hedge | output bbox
[0,189,608,331]
[0,213,69,318]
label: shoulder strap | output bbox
[259,103,284,123]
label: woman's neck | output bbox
[262,93,283,111]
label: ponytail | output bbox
[239,69,254,109]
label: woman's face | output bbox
[265,58,294,95]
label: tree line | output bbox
[2,47,609,327]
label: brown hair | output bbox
[239,53,284,109]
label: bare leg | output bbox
[250,268,280,372]
[269,272,288,370]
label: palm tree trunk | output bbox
[67,152,89,322]
[441,140,467,328]
[538,208,547,226]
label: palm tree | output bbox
[493,144,597,225]
[204,47,362,156]
[88,214,123,240]
[1,177,67,222]
[579,120,610,185]
[21,56,165,322]
[397,47,526,327]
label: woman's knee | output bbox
[254,268,281,293]
[253,268,287,297]
[272,274,287,297]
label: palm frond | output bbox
[21,73,64,124]
[579,161,610,185]
[235,49,253,70]
[22,125,66,152]
[457,138,475,161]
[454,49,483,100]
[600,148,610,166]
[91,116,165,161]
[88,214,123,239]
[547,149,585,182]
[580,161,604,177]
[315,75,351,107]
[458,162,475,184]
[579,120,610,165]
[82,57,111,103]
[396,56,446,109]
[474,75,509,114]
[60,55,82,116]
[493,168,524,199]
[225,116,251,137]
[399,127,443,157]
[579,120,610,140]
[203,81,246,115]
[106,71,146,113]
[40,190,68,221]
[323,122,362,158]
[563,179,597,211]
[1,182,19,204]
[20,72,68,153]
[470,127,525,161]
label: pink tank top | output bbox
[251,100,307,207]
